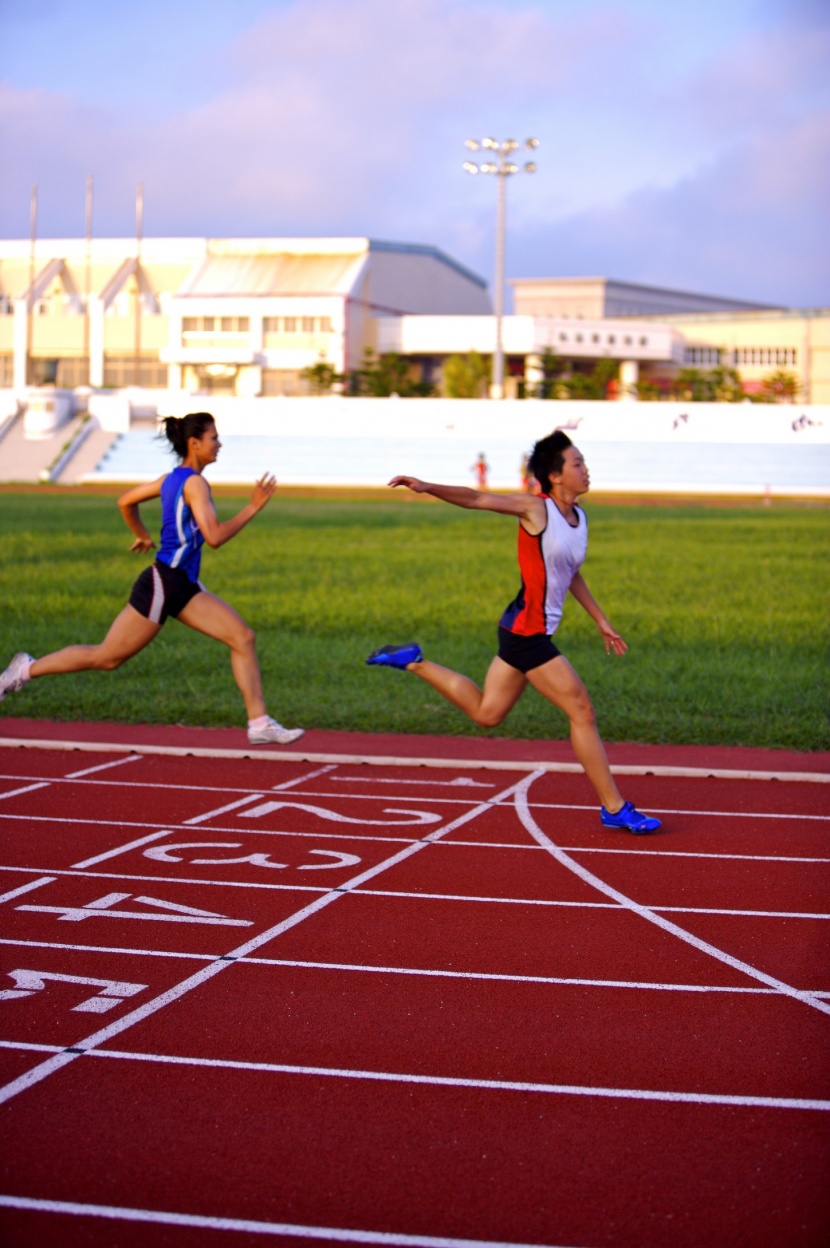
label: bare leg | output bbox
[177,591,266,719]
[527,655,624,811]
[409,655,527,727]
[30,605,161,677]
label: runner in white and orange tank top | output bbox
[366,429,661,835]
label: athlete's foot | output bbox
[600,801,661,834]
[365,643,423,670]
[247,717,304,746]
[0,653,34,703]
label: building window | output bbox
[733,347,797,366]
[623,336,632,345]
[559,333,568,342]
[639,336,648,346]
[301,317,315,333]
[0,295,11,316]
[591,333,600,343]
[0,355,13,386]
[183,315,249,334]
[319,316,333,333]
[56,358,90,388]
[684,346,722,366]
[607,335,615,345]
[103,356,167,388]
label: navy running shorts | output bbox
[128,561,203,625]
[497,625,562,674]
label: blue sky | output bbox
[1,0,828,306]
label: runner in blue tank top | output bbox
[0,412,302,746]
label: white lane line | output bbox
[272,765,339,791]
[522,801,830,823]
[1,806,827,861]
[0,775,529,1108]
[0,862,826,921]
[184,794,268,825]
[64,756,143,779]
[72,830,175,870]
[235,957,821,996]
[0,937,218,960]
[653,906,830,920]
[515,773,830,1017]
[1,939,826,996]
[0,1195,572,1248]
[0,863,330,894]
[0,1040,825,1113]
[0,876,56,905]
[8,1044,830,1113]
[2,736,828,783]
[331,777,496,788]
[0,783,50,802]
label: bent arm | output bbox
[569,570,628,656]
[185,472,277,549]
[389,475,546,530]
[118,476,165,553]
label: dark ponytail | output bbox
[160,412,216,460]
[528,429,573,494]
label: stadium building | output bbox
[0,236,827,403]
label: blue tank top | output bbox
[156,466,205,583]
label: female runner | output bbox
[0,411,303,746]
[367,429,659,833]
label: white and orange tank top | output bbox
[499,496,588,637]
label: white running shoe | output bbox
[247,717,304,746]
[0,653,34,703]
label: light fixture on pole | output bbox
[463,137,539,399]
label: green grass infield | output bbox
[1,488,827,752]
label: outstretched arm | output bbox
[184,472,277,549]
[568,570,628,656]
[118,476,165,553]
[389,475,547,531]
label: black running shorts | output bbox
[128,562,203,625]
[497,625,561,674]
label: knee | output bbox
[568,688,597,728]
[233,625,256,652]
[473,706,506,729]
[95,653,126,672]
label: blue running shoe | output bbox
[600,801,661,834]
[366,643,423,669]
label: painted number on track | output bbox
[0,969,147,1013]
[142,842,362,870]
[16,892,252,926]
[238,800,441,826]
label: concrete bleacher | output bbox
[81,422,830,494]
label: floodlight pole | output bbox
[463,137,538,399]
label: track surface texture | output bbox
[0,717,828,1248]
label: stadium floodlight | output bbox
[463,136,539,399]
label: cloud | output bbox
[513,110,830,305]
[0,0,827,307]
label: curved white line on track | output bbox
[513,771,830,1018]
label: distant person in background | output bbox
[366,429,660,835]
[0,412,303,747]
[520,452,538,493]
[472,452,489,490]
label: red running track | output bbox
[0,717,828,1247]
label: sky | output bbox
[1,0,828,308]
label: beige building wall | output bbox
[653,311,830,404]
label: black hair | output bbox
[160,412,216,460]
[528,429,573,494]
